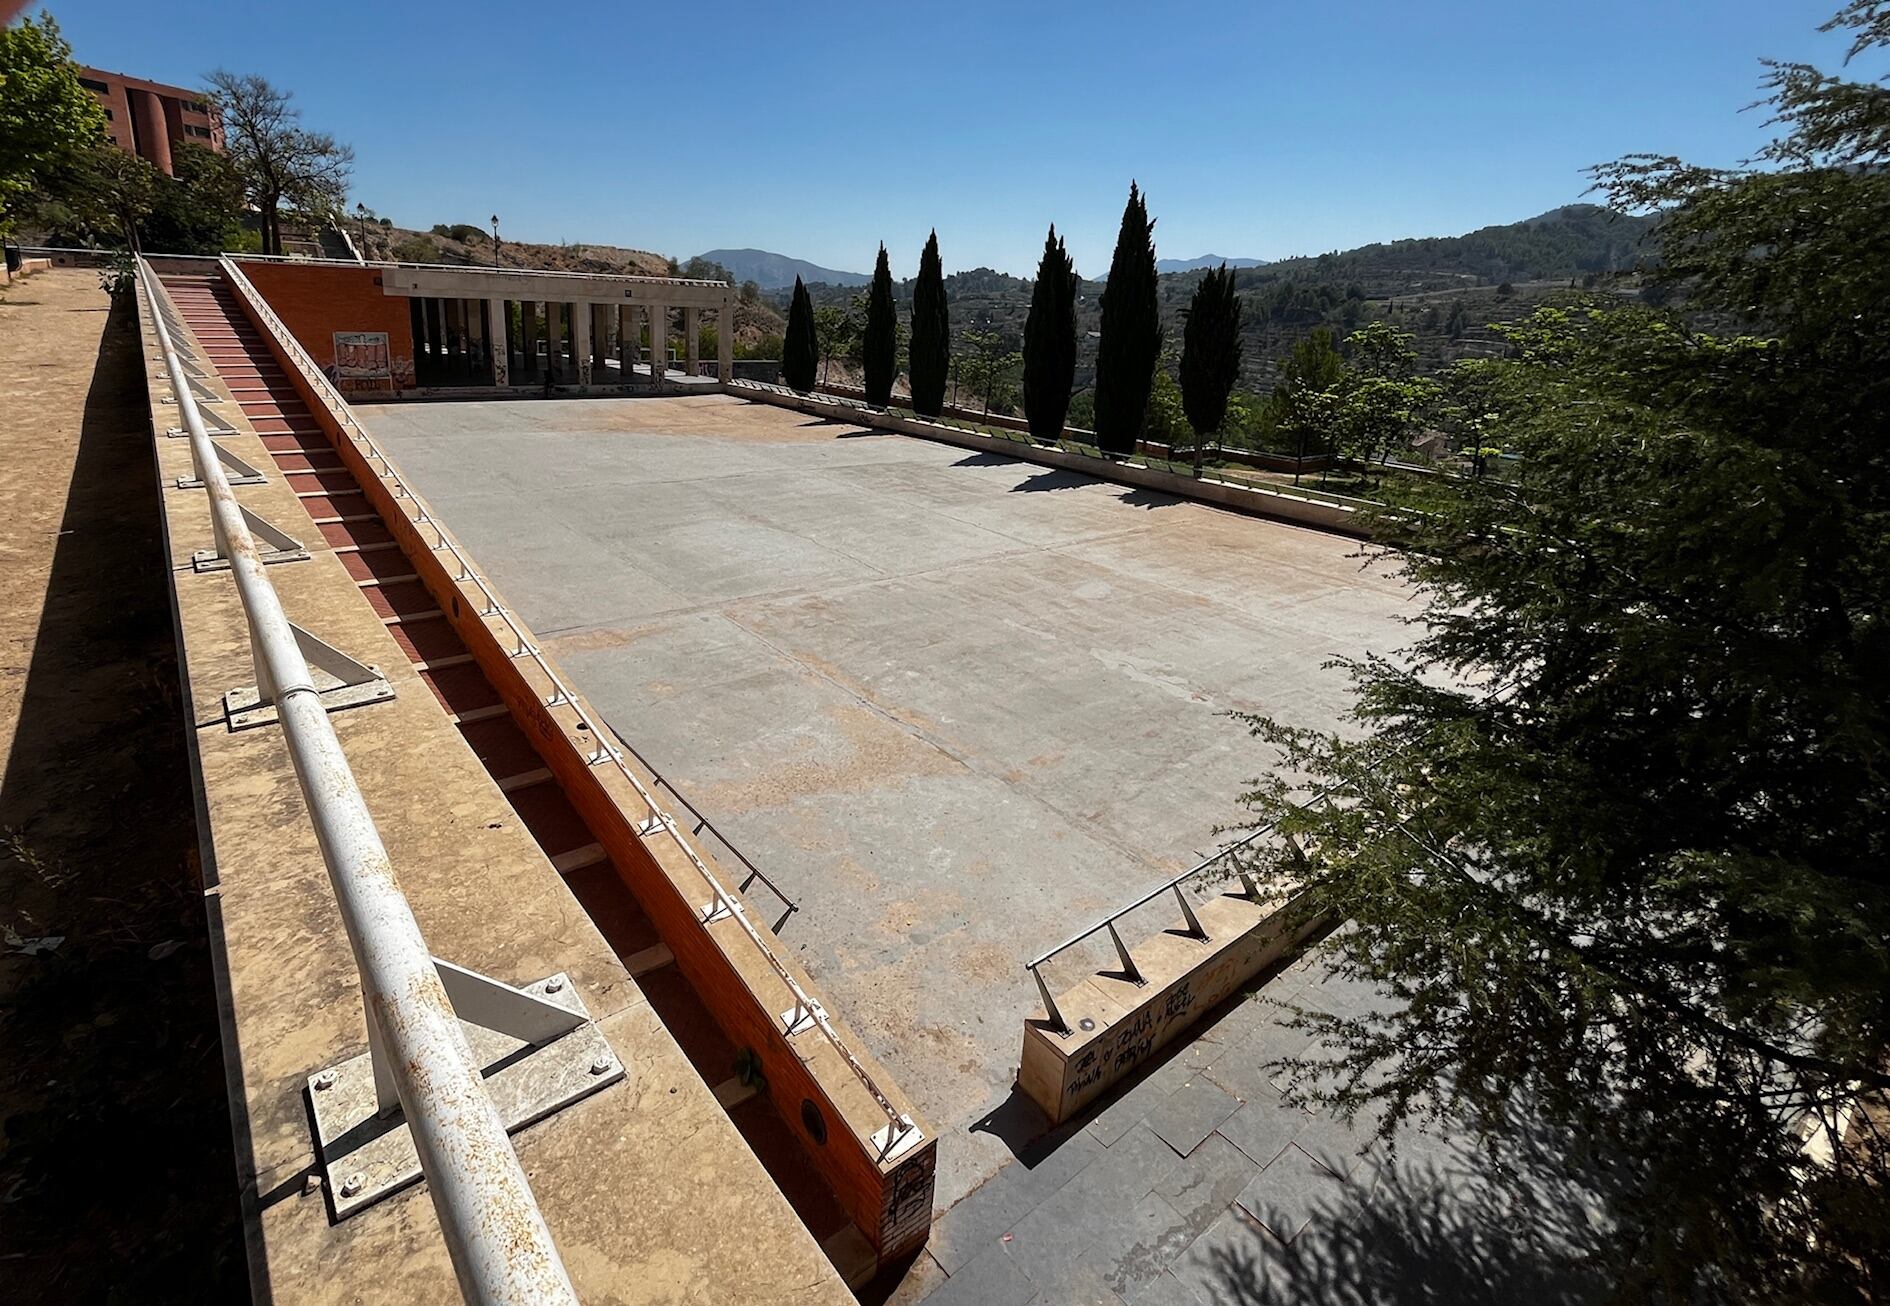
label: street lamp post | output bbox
[491,215,501,267]
[354,202,368,260]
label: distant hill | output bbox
[1155,254,1269,273]
[696,248,869,289]
[1257,204,1656,289]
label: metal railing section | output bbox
[138,258,582,1305]
[1021,777,1353,1036]
[215,259,920,1163]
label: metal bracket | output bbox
[223,622,393,730]
[1173,884,1210,942]
[307,964,623,1220]
[873,1115,927,1164]
[192,504,308,571]
[176,440,268,489]
[160,377,227,407]
[780,998,825,1036]
[167,423,238,439]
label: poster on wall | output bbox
[332,331,391,381]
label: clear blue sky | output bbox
[42,1,1865,277]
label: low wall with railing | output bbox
[1020,887,1332,1124]
[218,260,937,1264]
[729,381,1371,539]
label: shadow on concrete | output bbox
[1208,1111,1617,1306]
[1011,467,1095,494]
[1117,486,1183,511]
[953,451,1023,468]
[0,293,244,1300]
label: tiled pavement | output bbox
[903,947,1599,1306]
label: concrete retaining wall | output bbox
[732,384,1370,539]
[1020,891,1333,1125]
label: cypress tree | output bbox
[1022,224,1078,442]
[1177,263,1243,473]
[783,275,818,392]
[1093,182,1162,455]
[909,230,950,417]
[863,243,896,406]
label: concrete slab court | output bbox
[357,395,1417,1221]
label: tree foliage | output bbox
[0,13,107,240]
[206,70,352,256]
[1093,182,1162,454]
[1330,322,1439,469]
[783,276,818,392]
[956,328,1022,418]
[1023,224,1079,441]
[863,243,897,405]
[909,230,950,417]
[1178,263,1243,468]
[1264,327,1346,456]
[1233,8,1890,1299]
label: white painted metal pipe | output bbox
[138,259,580,1306]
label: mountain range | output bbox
[1155,254,1269,273]
[693,248,869,289]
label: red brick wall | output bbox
[237,262,417,396]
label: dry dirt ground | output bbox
[0,268,243,1299]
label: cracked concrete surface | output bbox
[358,394,1417,1221]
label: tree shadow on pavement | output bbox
[1211,1110,1618,1306]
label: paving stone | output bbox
[1093,1192,1200,1300]
[1087,1058,1191,1147]
[1152,1133,1262,1239]
[1235,1142,1349,1243]
[1214,1095,1311,1170]
[1144,1076,1242,1157]
[1198,1033,1289,1103]
[928,1130,1105,1273]
[1292,1105,1374,1178]
[1125,1268,1209,1306]
[1043,1123,1184,1223]
[1010,1255,1128,1306]
[920,1245,1039,1306]
[1167,1204,1272,1305]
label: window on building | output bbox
[185,124,211,138]
[184,99,209,113]
[79,77,109,93]
[103,108,114,120]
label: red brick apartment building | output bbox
[78,66,224,176]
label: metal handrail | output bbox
[215,260,919,1159]
[139,257,582,1304]
[601,721,799,925]
[1020,775,1355,1035]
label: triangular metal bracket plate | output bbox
[192,505,309,572]
[159,377,226,407]
[305,966,622,1221]
[223,622,393,731]
[176,440,268,489]
[167,423,239,438]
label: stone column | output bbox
[591,304,611,378]
[618,304,634,379]
[546,302,565,383]
[684,306,700,376]
[573,302,593,387]
[719,294,735,383]
[487,298,509,386]
[647,303,668,391]
[520,301,539,379]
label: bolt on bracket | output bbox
[306,963,623,1221]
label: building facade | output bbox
[78,67,224,177]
